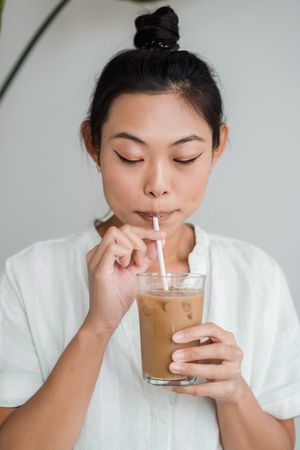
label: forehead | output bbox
[102,92,211,140]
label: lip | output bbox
[136,211,175,222]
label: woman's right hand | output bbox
[84,224,166,336]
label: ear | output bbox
[211,123,229,168]
[81,120,100,166]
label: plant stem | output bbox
[0,0,72,102]
[0,0,6,29]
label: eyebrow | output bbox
[110,132,205,146]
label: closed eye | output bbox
[114,152,142,164]
[174,154,203,164]
[114,151,203,165]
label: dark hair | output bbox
[85,5,224,165]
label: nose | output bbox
[144,161,170,198]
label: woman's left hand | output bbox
[166,322,245,402]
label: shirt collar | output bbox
[187,223,209,276]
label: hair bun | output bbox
[134,6,180,50]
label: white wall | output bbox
[1,0,299,445]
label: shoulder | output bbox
[2,227,91,278]
[211,229,276,265]
[9,231,79,261]
[0,227,94,313]
[196,225,279,279]
[198,228,295,321]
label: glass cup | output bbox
[136,272,206,386]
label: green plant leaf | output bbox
[0,0,6,30]
[0,0,72,102]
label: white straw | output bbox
[152,216,169,291]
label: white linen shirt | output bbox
[1,221,300,450]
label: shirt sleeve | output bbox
[0,256,44,407]
[255,260,300,419]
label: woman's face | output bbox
[85,92,227,235]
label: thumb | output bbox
[147,239,166,261]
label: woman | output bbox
[0,5,299,450]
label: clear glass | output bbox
[136,273,206,386]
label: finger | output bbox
[94,242,132,274]
[163,384,199,396]
[127,241,159,276]
[89,226,165,269]
[146,240,159,259]
[111,234,136,268]
[172,343,242,363]
[88,226,140,270]
[119,224,166,242]
[87,227,132,270]
[120,225,148,250]
[103,226,134,252]
[163,380,234,399]
[131,235,164,267]
[172,322,236,346]
[116,235,165,275]
[125,231,166,267]
[86,245,99,265]
[118,227,148,266]
[169,361,239,381]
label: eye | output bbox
[114,151,142,165]
[114,151,203,165]
[174,153,203,165]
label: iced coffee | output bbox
[136,273,206,386]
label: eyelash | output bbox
[114,152,202,165]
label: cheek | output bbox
[179,167,211,203]
[102,168,137,204]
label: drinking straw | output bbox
[152,216,169,291]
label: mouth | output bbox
[136,211,176,222]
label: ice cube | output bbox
[182,301,191,313]
[142,305,152,316]
[158,301,168,312]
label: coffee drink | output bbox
[136,288,204,382]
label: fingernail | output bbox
[170,363,183,373]
[173,350,185,361]
[173,331,185,342]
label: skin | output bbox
[81,92,294,447]
[82,92,227,271]
[0,93,293,450]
